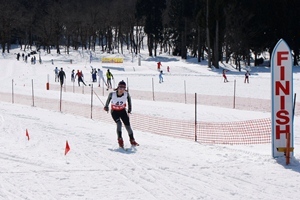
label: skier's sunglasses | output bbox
[118,86,126,89]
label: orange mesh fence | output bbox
[0,86,272,145]
[197,118,271,144]
[48,83,289,114]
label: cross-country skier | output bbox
[71,69,75,82]
[97,68,107,87]
[106,69,114,90]
[75,70,87,86]
[58,67,66,87]
[104,80,139,148]
[91,68,97,82]
[54,67,59,82]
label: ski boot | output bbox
[130,139,139,146]
[118,138,124,148]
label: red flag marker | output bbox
[26,129,30,141]
[65,141,70,155]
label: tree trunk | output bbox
[148,34,153,57]
[181,18,187,59]
[206,0,211,68]
[198,26,201,62]
[213,20,219,68]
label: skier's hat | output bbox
[118,80,126,87]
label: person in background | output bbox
[58,67,66,87]
[97,68,107,87]
[157,61,162,71]
[75,70,87,86]
[54,67,59,82]
[223,69,229,83]
[71,69,75,82]
[244,71,250,83]
[106,69,114,90]
[159,70,164,83]
[91,68,97,82]
[104,80,139,148]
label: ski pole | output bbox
[93,91,105,106]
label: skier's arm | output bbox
[127,93,132,113]
[104,92,113,111]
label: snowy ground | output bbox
[0,47,300,200]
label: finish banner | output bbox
[271,39,294,158]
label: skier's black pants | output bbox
[59,78,64,86]
[107,78,112,88]
[111,109,134,140]
[78,77,86,86]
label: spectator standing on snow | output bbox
[104,80,139,148]
[157,61,162,71]
[16,53,20,61]
[91,68,97,82]
[159,70,164,83]
[97,68,107,87]
[54,67,59,82]
[75,70,87,86]
[106,69,114,90]
[244,71,250,83]
[223,69,229,83]
[71,69,75,82]
[58,67,66,87]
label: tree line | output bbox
[1,0,300,68]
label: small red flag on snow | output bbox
[26,129,30,140]
[65,140,70,155]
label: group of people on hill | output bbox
[157,61,171,83]
[54,67,115,89]
[16,51,39,64]
[222,69,251,83]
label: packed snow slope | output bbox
[0,47,300,200]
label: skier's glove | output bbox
[128,109,131,114]
[104,106,109,112]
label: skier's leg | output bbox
[111,111,122,138]
[102,77,107,86]
[120,111,138,145]
[116,120,122,138]
[82,78,87,86]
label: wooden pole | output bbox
[286,132,290,165]
[195,93,197,142]
[233,79,236,109]
[152,78,155,101]
[59,85,62,112]
[12,79,14,104]
[32,79,35,107]
[184,80,187,104]
[90,84,93,119]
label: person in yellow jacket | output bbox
[106,69,114,90]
